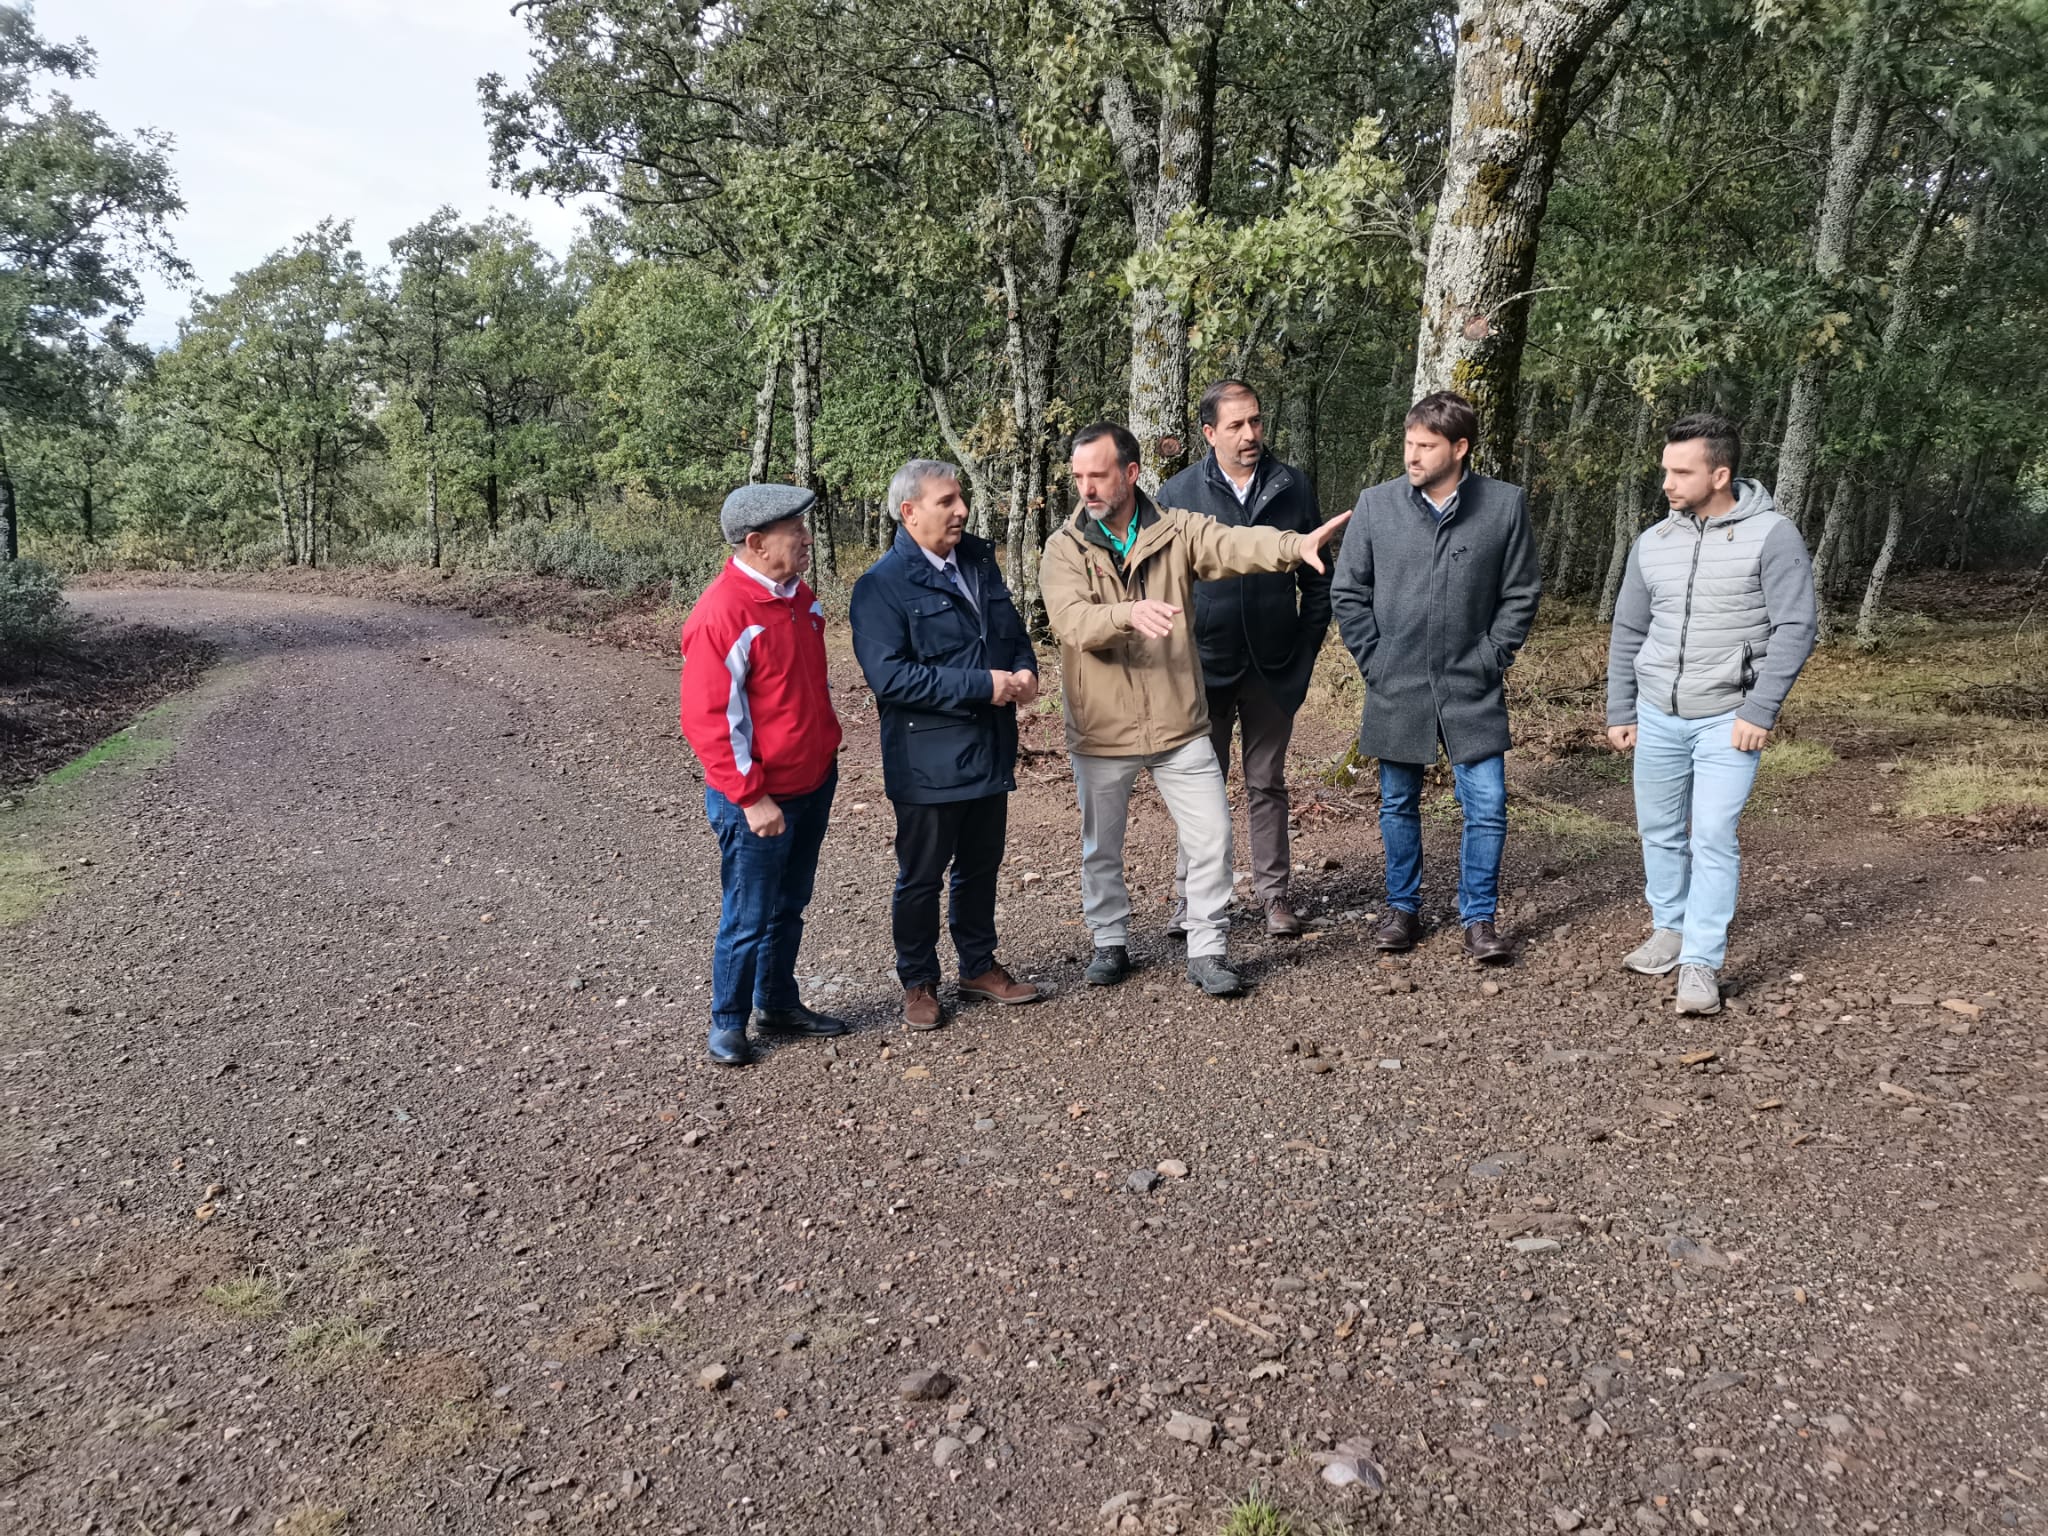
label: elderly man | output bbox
[851,459,1045,1032]
[677,484,847,1067]
[1040,422,1350,997]
[1158,379,1331,938]
[1331,391,1541,964]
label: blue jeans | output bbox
[1378,753,1506,925]
[1633,704,1759,970]
[705,768,837,1031]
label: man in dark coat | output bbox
[1330,391,1542,963]
[1157,379,1331,937]
[850,459,1046,1032]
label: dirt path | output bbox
[2,587,2043,1536]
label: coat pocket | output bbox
[905,596,978,662]
[905,714,992,793]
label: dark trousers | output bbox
[891,794,1007,988]
[1175,669,1297,906]
[705,768,836,1031]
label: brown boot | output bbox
[1461,920,1515,964]
[959,963,1043,1006]
[900,984,945,1031]
[1373,908,1422,952]
[1264,896,1304,938]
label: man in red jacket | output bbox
[679,484,847,1066]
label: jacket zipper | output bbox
[1670,520,1703,715]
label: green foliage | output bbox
[0,556,68,648]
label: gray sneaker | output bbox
[1186,954,1245,997]
[1623,928,1684,975]
[1675,963,1722,1015]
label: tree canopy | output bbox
[16,0,2048,643]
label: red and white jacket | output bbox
[679,559,842,806]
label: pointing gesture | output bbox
[1296,509,1353,574]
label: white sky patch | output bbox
[45,0,599,345]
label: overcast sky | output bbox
[47,0,595,345]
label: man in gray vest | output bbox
[1605,414,1818,1015]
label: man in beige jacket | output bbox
[1042,422,1350,996]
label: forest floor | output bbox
[2,576,2045,1536]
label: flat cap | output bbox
[721,482,817,544]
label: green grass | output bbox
[286,1312,391,1377]
[0,846,59,926]
[272,1507,348,1536]
[1758,738,1837,782]
[1509,797,1633,852]
[40,714,177,787]
[1898,758,2048,818]
[202,1272,286,1319]
[625,1312,689,1346]
[1221,1488,1298,1536]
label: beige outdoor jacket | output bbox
[1040,492,1303,757]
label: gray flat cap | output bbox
[721,482,817,544]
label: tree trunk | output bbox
[273,462,299,566]
[0,451,15,563]
[1102,0,1227,489]
[1553,369,1605,597]
[790,325,833,572]
[1412,0,1633,471]
[1770,0,1890,535]
[748,349,779,483]
[1597,393,1655,621]
[79,483,92,543]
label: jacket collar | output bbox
[725,556,805,602]
[1201,451,1296,518]
[892,526,989,585]
[1072,489,1162,558]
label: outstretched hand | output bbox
[1129,599,1180,639]
[1297,510,1354,574]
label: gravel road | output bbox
[2,587,2043,1536]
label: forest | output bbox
[7,0,2048,647]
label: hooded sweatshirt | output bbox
[1606,478,1817,730]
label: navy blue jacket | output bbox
[850,529,1039,805]
[1157,451,1330,711]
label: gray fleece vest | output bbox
[1631,486,1785,720]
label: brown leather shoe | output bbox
[958,963,1043,1006]
[1461,919,1514,964]
[1373,908,1422,951]
[900,984,945,1031]
[1264,897,1304,938]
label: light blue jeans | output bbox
[1633,704,1761,970]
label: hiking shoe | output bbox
[959,964,1043,1005]
[1264,897,1304,938]
[1084,946,1131,986]
[1373,908,1422,952]
[707,1025,754,1067]
[1186,954,1245,997]
[753,1004,851,1037]
[1675,964,1722,1016]
[1623,928,1683,975]
[899,984,944,1032]
[1165,898,1188,940]
[1461,919,1514,964]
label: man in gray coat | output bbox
[1331,392,1542,962]
[1605,414,1817,1016]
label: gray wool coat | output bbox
[1330,472,1542,765]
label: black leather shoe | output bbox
[1084,946,1131,986]
[707,1026,754,1067]
[753,1005,851,1037]
[1373,908,1422,952]
[1461,920,1515,964]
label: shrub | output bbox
[0,558,70,651]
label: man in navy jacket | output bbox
[850,460,1046,1031]
[1157,380,1331,937]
